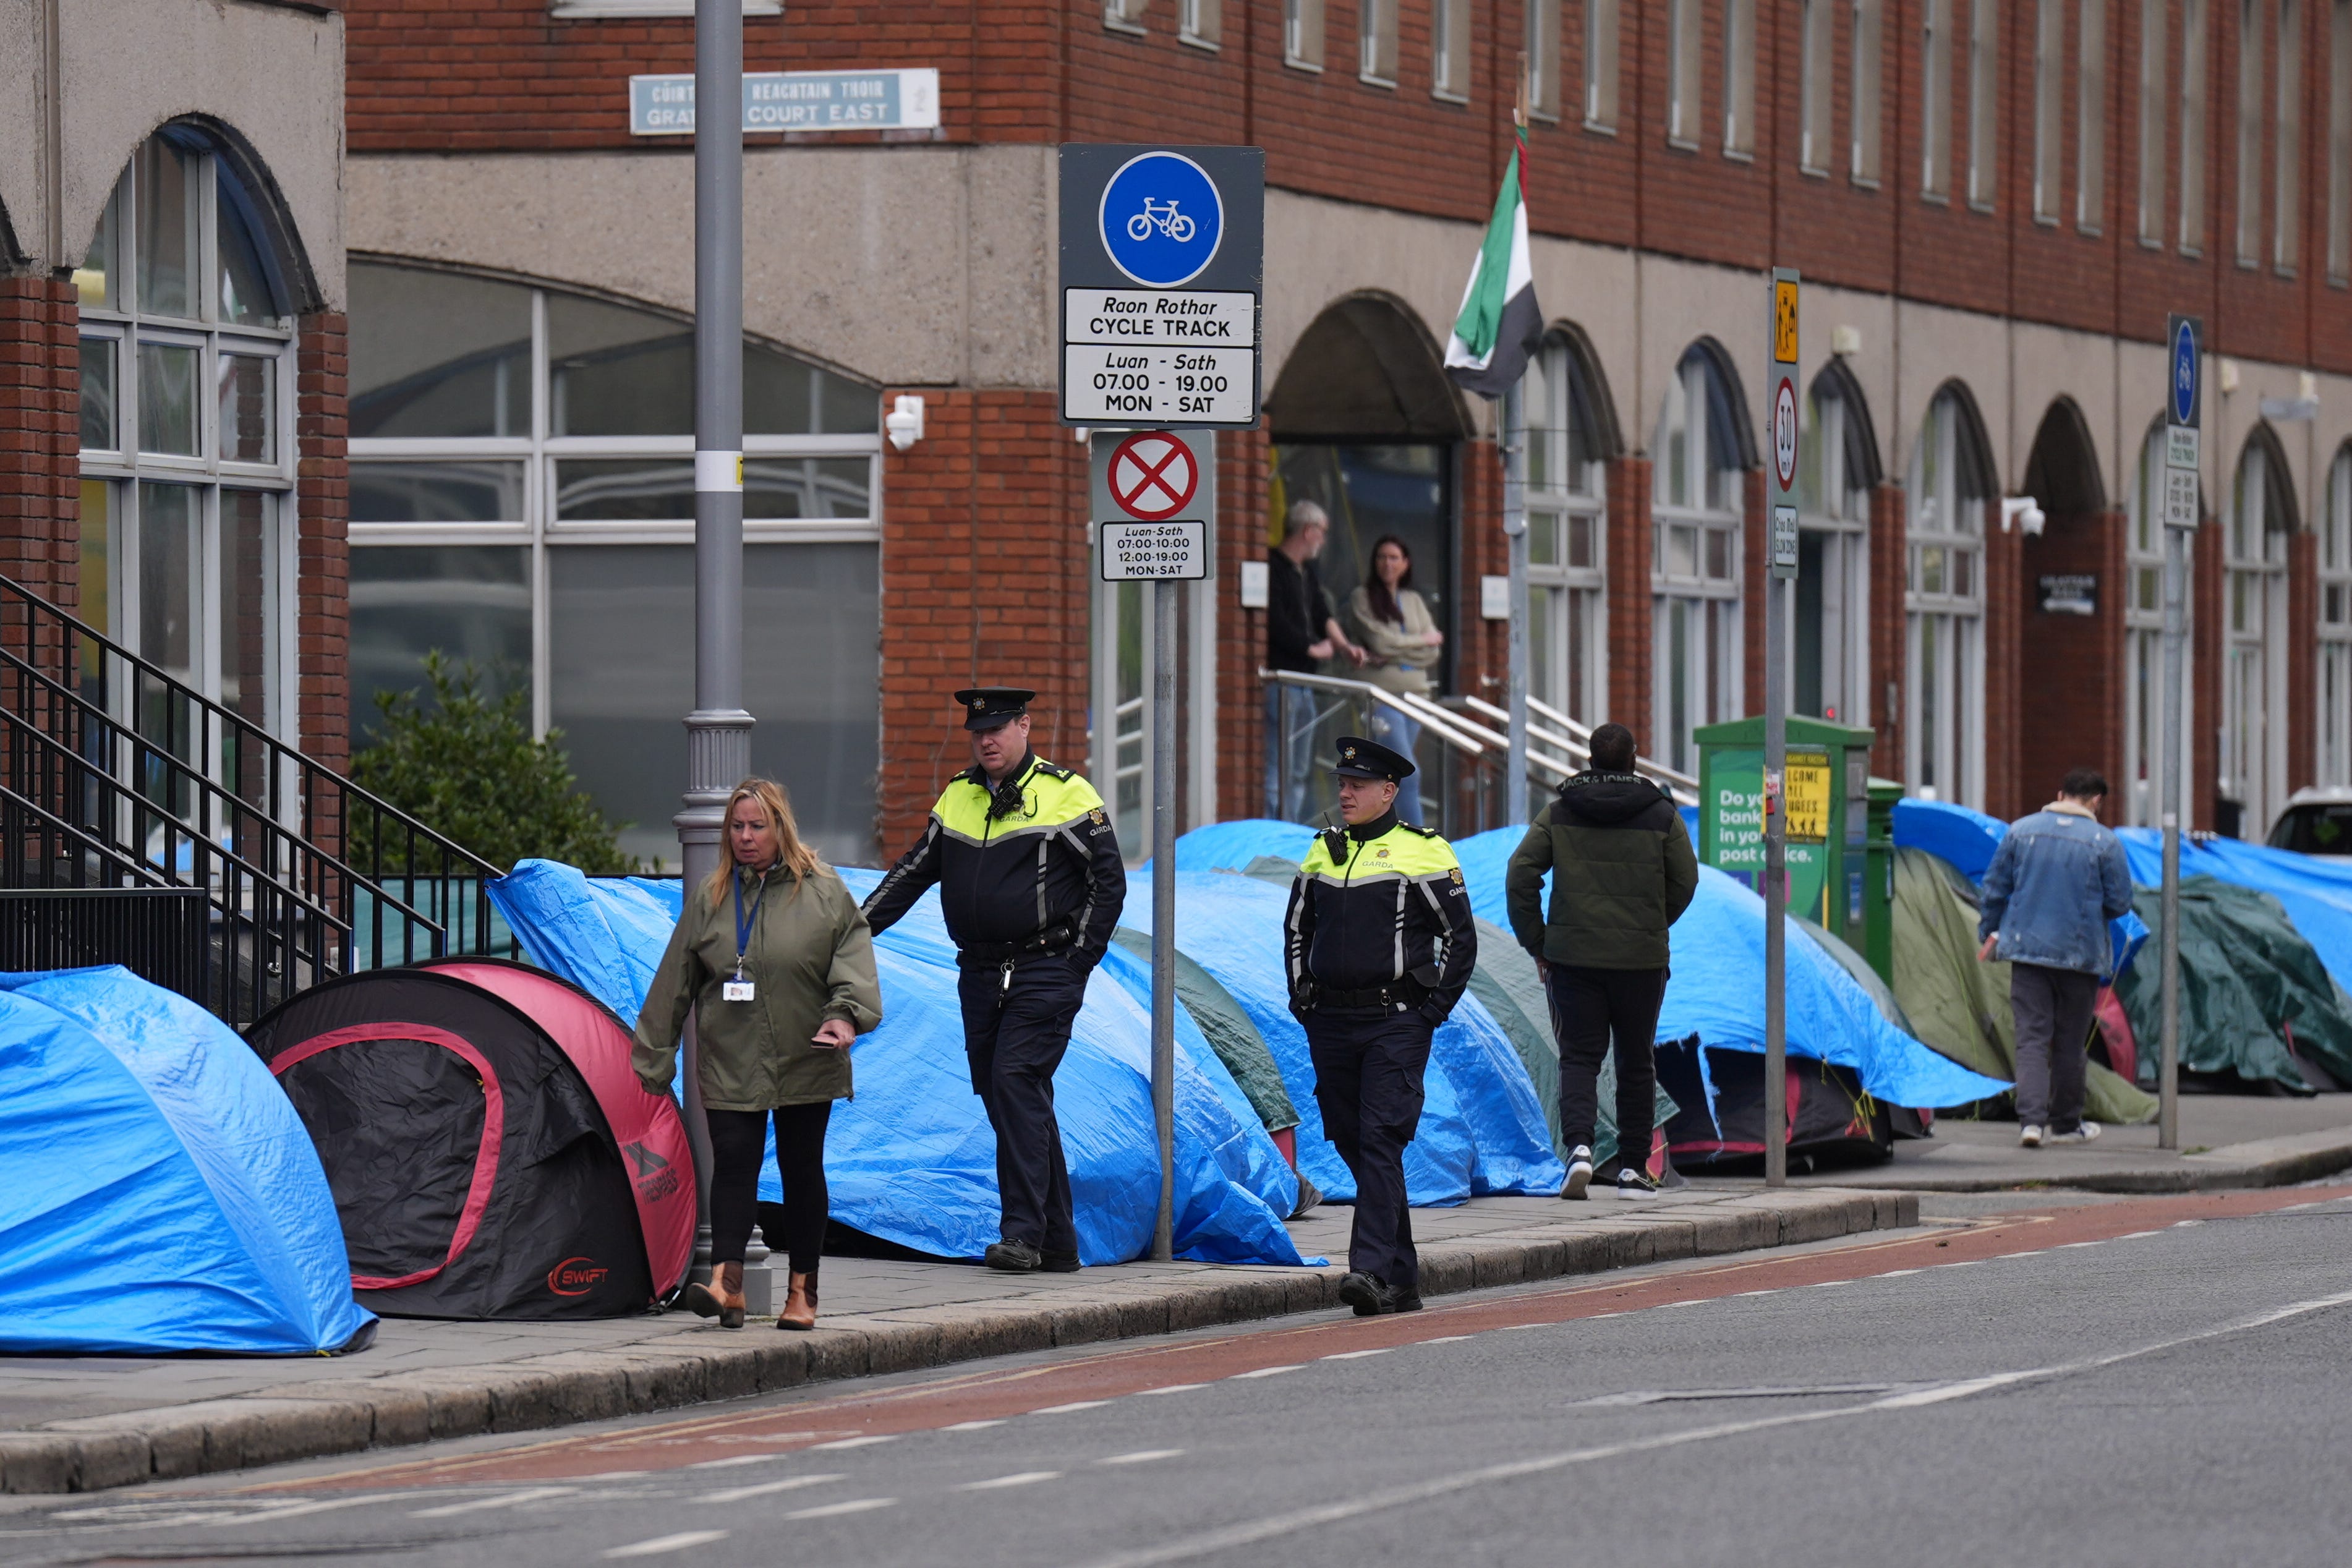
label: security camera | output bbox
[885,394,926,452]
[2001,496,2046,537]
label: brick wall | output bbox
[1603,454,1653,752]
[1981,504,2023,819]
[2287,526,2317,795]
[1216,423,1270,822]
[296,313,352,777]
[2014,508,2126,807]
[873,387,1088,851]
[0,278,80,615]
[1867,480,1906,779]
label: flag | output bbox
[1443,132,1541,401]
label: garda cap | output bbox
[1330,735,1415,782]
[954,686,1035,731]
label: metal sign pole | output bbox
[1151,577,1178,1261]
[2157,315,2201,1152]
[1763,270,1801,1189]
[1503,376,1530,826]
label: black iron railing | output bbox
[0,575,515,1023]
[0,885,214,1001]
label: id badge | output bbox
[723,979,756,1002]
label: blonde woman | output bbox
[1345,534,1443,825]
[634,778,881,1331]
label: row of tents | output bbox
[6,804,2348,1353]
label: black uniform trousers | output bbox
[957,951,1088,1255]
[1305,1006,1433,1291]
[1546,964,1668,1172]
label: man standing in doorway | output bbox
[1504,723,1697,1201]
[863,688,1125,1271]
[1265,499,1365,820]
[1978,767,2134,1148]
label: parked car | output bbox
[2267,788,2352,854]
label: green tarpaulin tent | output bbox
[1109,927,1298,1133]
[1890,846,2156,1125]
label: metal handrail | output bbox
[1259,668,1491,756]
[1458,693,1700,805]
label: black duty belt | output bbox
[1310,981,1422,1011]
[961,921,1078,968]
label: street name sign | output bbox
[2163,314,2202,530]
[1059,145,1265,427]
[628,69,942,135]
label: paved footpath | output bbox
[0,1187,1907,1496]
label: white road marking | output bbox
[2056,1241,2103,1250]
[1879,1269,1920,1278]
[698,1473,845,1505]
[2120,1231,2163,1239]
[783,1498,897,1520]
[1134,1384,1209,1396]
[1736,1289,1777,1297]
[688,1454,784,1469]
[2004,1250,2047,1259]
[1231,1365,1302,1378]
[810,1435,898,1451]
[198,1495,405,1528]
[1062,1285,2352,1568]
[1420,1335,1475,1344]
[1033,1400,1113,1414]
[411,1486,577,1518]
[959,1472,1064,1490]
[1807,1280,1847,1288]
[605,1530,728,1558]
[943,1420,1007,1431]
[1099,1450,1185,1465]
[1321,1349,1393,1360]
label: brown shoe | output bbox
[778,1271,817,1331]
[683,1261,747,1329]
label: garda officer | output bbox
[1285,735,1475,1316]
[862,688,1124,1272]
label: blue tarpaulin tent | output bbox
[0,967,374,1355]
[1892,798,2149,979]
[2114,829,2352,1000]
[491,861,1307,1266]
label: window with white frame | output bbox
[2123,424,2196,824]
[2331,0,2351,281]
[1923,0,1954,196]
[2224,437,2291,833]
[1360,0,1399,84]
[1431,0,1469,97]
[1586,0,1622,127]
[1527,0,1562,117]
[1905,390,1988,805]
[2140,0,2170,244]
[1526,336,1609,727]
[2276,0,2304,271]
[1286,0,1326,68]
[2238,0,2264,265]
[2078,0,2107,231]
[2034,0,2064,218]
[344,261,882,868]
[1724,0,1758,155]
[1853,0,1885,181]
[1669,0,1705,146]
[1802,0,1835,173]
[1652,347,1746,775]
[1794,374,1875,725]
[2181,0,2209,250]
[2319,448,2352,784]
[1180,0,1221,46]
[74,127,298,749]
[1106,0,1148,34]
[1967,0,2000,208]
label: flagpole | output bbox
[1502,87,1530,830]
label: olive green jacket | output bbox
[632,861,884,1110]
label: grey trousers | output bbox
[2011,961,2100,1131]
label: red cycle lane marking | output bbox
[258,1183,2348,1492]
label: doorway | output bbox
[2016,400,2116,809]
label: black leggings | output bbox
[706,1102,832,1276]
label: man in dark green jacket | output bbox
[1505,723,1698,1201]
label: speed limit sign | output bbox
[1773,377,1799,493]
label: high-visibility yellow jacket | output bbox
[1284,811,1476,1022]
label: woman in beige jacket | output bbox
[635,778,881,1331]
[1345,534,1443,824]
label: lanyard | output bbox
[732,867,769,976]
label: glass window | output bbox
[1669,0,1704,144]
[1923,0,1953,195]
[1905,389,1988,804]
[2034,0,2063,218]
[1527,336,1608,726]
[2182,0,2210,249]
[77,190,116,311]
[137,481,202,684]
[1361,0,1400,84]
[2331,0,2351,280]
[2077,0,2108,230]
[80,338,116,452]
[2224,438,2290,830]
[1802,0,1835,172]
[349,546,534,739]
[351,460,527,524]
[1525,0,1561,116]
[1853,0,1885,181]
[1795,379,1874,724]
[1653,346,1745,772]
[138,342,201,457]
[2322,448,2352,785]
[135,138,198,322]
[2238,0,2264,264]
[1182,0,1223,48]
[218,353,276,464]
[1586,0,1621,126]
[2124,425,2195,824]
[1286,0,1325,67]
[1724,0,1758,154]
[1433,0,1470,97]
[2277,0,2304,271]
[349,265,532,439]
[1967,0,1999,208]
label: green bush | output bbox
[350,653,634,874]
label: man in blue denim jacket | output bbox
[1978,767,2135,1148]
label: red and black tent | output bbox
[1655,1035,1925,1173]
[247,958,695,1320]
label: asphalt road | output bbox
[8,1182,2350,1568]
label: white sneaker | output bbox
[2049,1123,2102,1143]
[2019,1124,2045,1148]
[1562,1146,1594,1201]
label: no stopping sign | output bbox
[1106,432,1199,521]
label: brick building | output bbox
[11,0,2352,867]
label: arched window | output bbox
[344,260,881,867]
[2323,446,2352,787]
[1794,361,1880,724]
[2223,431,2294,837]
[74,127,297,740]
[1525,329,1616,726]
[2122,421,2198,825]
[1904,385,1991,806]
[1651,343,1749,773]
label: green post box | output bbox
[1863,776,1902,984]
[1692,714,1883,965]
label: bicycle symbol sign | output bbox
[1106,432,1198,521]
[1099,151,1224,288]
